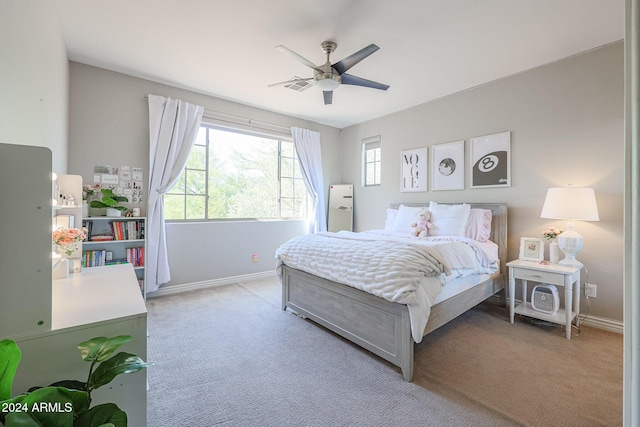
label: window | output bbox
[362,136,381,186]
[164,124,307,220]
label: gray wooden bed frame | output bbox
[281,203,507,381]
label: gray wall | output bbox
[340,42,624,323]
[66,44,624,322]
[67,63,342,289]
[0,0,69,172]
[2,1,624,324]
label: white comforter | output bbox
[275,230,498,343]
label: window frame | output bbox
[164,123,307,222]
[362,135,382,187]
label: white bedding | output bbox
[276,230,499,343]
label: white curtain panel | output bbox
[291,127,327,233]
[147,94,204,292]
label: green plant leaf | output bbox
[1,387,89,427]
[74,403,127,427]
[89,353,150,390]
[100,188,117,198]
[89,200,107,208]
[78,336,132,363]
[49,380,86,391]
[90,189,128,210]
[101,198,118,207]
[0,340,21,401]
[4,411,42,426]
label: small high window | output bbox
[362,136,381,187]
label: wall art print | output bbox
[431,140,464,191]
[400,147,427,192]
[470,131,511,188]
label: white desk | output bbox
[9,264,147,426]
[507,260,581,339]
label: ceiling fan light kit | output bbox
[271,40,389,105]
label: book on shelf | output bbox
[81,220,92,240]
[126,247,145,267]
[82,250,107,268]
[90,234,114,241]
[82,219,145,242]
[83,249,144,268]
[108,220,144,241]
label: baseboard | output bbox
[579,314,623,334]
[147,270,277,298]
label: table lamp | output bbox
[540,187,599,267]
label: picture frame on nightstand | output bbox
[519,237,544,262]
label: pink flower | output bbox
[52,227,87,256]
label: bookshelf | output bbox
[82,216,146,298]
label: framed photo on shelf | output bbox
[518,237,545,262]
[400,148,427,192]
[431,140,464,191]
[470,131,511,188]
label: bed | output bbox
[277,202,507,381]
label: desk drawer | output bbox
[511,268,564,286]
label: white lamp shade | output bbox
[540,187,600,221]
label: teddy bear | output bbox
[411,208,432,238]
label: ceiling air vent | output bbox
[284,77,314,92]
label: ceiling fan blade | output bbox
[323,91,333,105]
[332,44,380,75]
[275,45,323,73]
[268,78,313,88]
[341,73,389,91]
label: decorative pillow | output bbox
[465,209,493,242]
[384,208,398,231]
[392,204,427,234]
[428,202,471,237]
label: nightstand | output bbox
[506,260,581,339]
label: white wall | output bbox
[0,0,69,172]
[340,42,624,323]
[67,63,342,290]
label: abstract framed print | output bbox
[431,140,464,191]
[470,131,511,188]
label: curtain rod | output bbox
[143,94,292,136]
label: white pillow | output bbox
[465,209,493,242]
[392,204,426,234]
[384,208,398,231]
[428,202,471,237]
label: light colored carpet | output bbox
[146,276,622,426]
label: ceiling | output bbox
[53,0,624,129]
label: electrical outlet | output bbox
[585,283,597,298]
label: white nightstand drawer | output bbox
[511,268,565,286]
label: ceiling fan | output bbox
[269,41,390,105]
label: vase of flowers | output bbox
[543,226,564,264]
[52,227,86,275]
[52,227,86,257]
